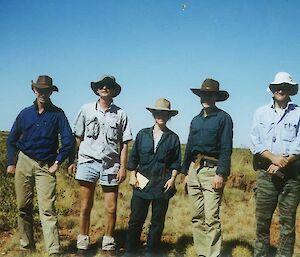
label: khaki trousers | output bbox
[187,163,223,257]
[15,152,60,254]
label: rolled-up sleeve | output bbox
[169,135,182,172]
[121,111,133,143]
[73,106,86,138]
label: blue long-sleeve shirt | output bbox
[182,107,233,176]
[250,100,300,156]
[7,100,74,165]
[127,127,181,199]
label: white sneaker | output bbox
[77,234,90,250]
[102,235,116,251]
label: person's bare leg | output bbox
[79,181,96,235]
[102,185,118,236]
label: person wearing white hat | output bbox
[124,98,181,257]
[250,72,300,257]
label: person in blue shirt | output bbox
[6,75,74,256]
[182,78,233,257]
[124,98,181,257]
[250,72,300,257]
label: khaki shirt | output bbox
[74,101,132,174]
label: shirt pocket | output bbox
[106,119,119,142]
[201,128,218,147]
[282,122,298,142]
[85,118,100,138]
[259,122,274,140]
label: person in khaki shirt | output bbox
[68,75,132,252]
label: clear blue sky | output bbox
[1,0,300,147]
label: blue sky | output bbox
[1,0,300,147]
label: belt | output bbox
[202,160,217,168]
[193,153,218,169]
[34,159,54,167]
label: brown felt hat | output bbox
[31,75,58,92]
[190,78,229,101]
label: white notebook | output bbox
[136,172,149,189]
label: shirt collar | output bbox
[146,126,171,136]
[200,106,219,117]
[95,101,116,112]
[269,98,297,111]
[33,99,55,111]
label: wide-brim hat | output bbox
[91,75,121,97]
[269,72,298,96]
[146,98,178,117]
[31,75,58,92]
[190,78,229,102]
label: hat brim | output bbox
[146,107,178,117]
[190,89,229,102]
[91,81,121,97]
[269,83,298,96]
[31,82,58,92]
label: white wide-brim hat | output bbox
[269,71,298,95]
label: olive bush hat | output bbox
[146,98,178,116]
[31,75,58,92]
[91,75,121,97]
[269,72,298,96]
[190,78,229,101]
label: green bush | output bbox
[0,175,17,231]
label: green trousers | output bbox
[15,152,60,254]
[254,169,300,257]
[187,163,223,257]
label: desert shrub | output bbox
[0,175,17,231]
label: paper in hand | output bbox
[136,172,149,189]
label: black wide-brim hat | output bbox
[91,75,121,97]
[191,78,229,102]
[31,75,58,92]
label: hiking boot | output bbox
[102,235,116,251]
[77,234,90,250]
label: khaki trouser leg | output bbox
[188,163,223,257]
[15,152,60,254]
[35,165,60,254]
[15,152,35,249]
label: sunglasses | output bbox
[98,85,114,90]
[36,88,53,94]
[270,85,291,93]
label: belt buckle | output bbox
[203,160,215,168]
